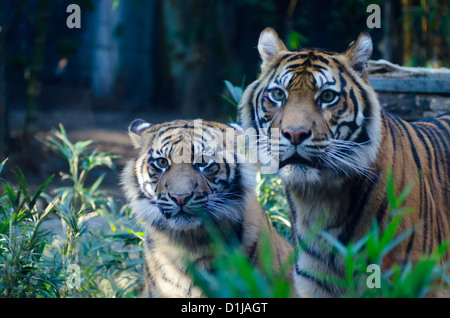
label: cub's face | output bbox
[240,28,382,190]
[123,119,250,232]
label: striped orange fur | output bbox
[239,28,449,297]
[121,119,293,297]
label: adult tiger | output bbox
[121,119,293,297]
[239,28,449,297]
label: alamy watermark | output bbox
[66,4,81,29]
[366,4,381,29]
[65,263,81,291]
[65,3,382,30]
[154,119,282,174]
[366,264,381,289]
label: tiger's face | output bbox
[240,28,382,190]
[123,119,252,232]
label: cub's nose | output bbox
[282,128,312,146]
[169,193,192,206]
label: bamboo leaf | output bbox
[386,168,397,210]
[90,174,105,193]
[13,170,29,209]
[380,226,415,259]
[224,80,243,105]
[395,180,415,209]
[29,174,55,210]
[0,158,7,174]
[320,230,347,256]
[220,94,237,107]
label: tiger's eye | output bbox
[194,156,212,169]
[156,158,168,168]
[270,88,286,102]
[320,90,337,103]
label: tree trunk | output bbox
[0,21,7,156]
[0,0,25,155]
[161,0,230,119]
[383,0,393,62]
[24,0,49,139]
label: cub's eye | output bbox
[155,158,169,169]
[194,156,213,170]
[319,90,337,104]
[195,161,209,168]
[269,88,286,103]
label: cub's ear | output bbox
[258,27,287,71]
[128,119,153,148]
[227,122,245,135]
[345,32,373,77]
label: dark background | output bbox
[0,0,448,183]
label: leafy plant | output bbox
[257,173,291,241]
[45,124,116,212]
[286,30,308,50]
[221,79,246,122]
[1,124,144,298]
[0,159,61,297]
[316,169,449,297]
[222,79,245,108]
[42,124,143,297]
[2,116,448,298]
[190,217,294,298]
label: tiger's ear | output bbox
[345,32,373,77]
[128,119,153,148]
[227,122,245,135]
[258,27,287,70]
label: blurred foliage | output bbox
[317,169,449,297]
[0,125,143,297]
[190,216,294,298]
[0,161,60,297]
[402,0,449,67]
[1,122,448,298]
[188,162,449,298]
[257,174,291,242]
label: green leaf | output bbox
[46,136,71,161]
[74,140,93,153]
[386,167,415,210]
[379,214,403,248]
[366,221,381,262]
[383,226,414,256]
[287,30,308,50]
[29,175,55,210]
[395,181,415,209]
[386,168,397,209]
[90,174,105,193]
[112,0,120,11]
[320,230,347,256]
[4,182,18,208]
[220,94,237,107]
[224,80,243,105]
[0,158,7,174]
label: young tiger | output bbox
[239,28,449,297]
[121,119,293,298]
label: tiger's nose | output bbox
[282,128,312,146]
[169,193,192,206]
